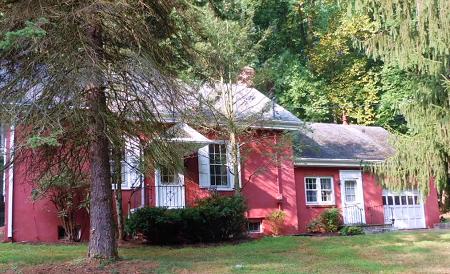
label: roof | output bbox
[196,83,302,130]
[293,123,394,165]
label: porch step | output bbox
[433,223,450,229]
[362,224,397,234]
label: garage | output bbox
[382,190,426,229]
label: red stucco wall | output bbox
[295,166,344,233]
[6,129,299,242]
[424,181,440,228]
[294,166,440,232]
[4,123,441,242]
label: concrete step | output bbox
[362,225,397,234]
[434,223,450,229]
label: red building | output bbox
[0,84,440,242]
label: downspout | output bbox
[275,134,283,210]
[6,126,14,239]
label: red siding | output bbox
[295,167,344,233]
[424,181,440,228]
[294,166,440,232]
[3,125,442,242]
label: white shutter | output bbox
[226,142,241,189]
[124,137,142,189]
[198,144,210,188]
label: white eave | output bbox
[294,158,384,167]
[166,123,213,144]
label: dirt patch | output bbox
[6,260,157,274]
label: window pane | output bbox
[306,178,317,190]
[344,180,356,203]
[408,196,414,205]
[248,221,261,232]
[414,196,420,205]
[401,196,407,205]
[321,190,332,202]
[388,196,393,205]
[394,196,400,205]
[209,144,228,187]
[306,190,317,202]
[382,196,386,205]
[320,178,332,190]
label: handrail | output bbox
[343,204,364,225]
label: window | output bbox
[198,142,240,190]
[344,180,357,202]
[248,221,262,233]
[305,177,334,205]
[160,166,177,185]
[208,143,229,187]
[110,137,142,189]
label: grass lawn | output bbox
[1,230,450,273]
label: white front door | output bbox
[155,167,185,208]
[382,190,426,229]
[340,170,366,225]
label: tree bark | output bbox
[84,18,118,259]
[87,86,118,259]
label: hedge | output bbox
[125,194,247,244]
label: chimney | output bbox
[237,66,256,87]
[342,113,349,125]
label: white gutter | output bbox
[294,158,384,167]
[7,126,14,239]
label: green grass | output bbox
[1,230,450,273]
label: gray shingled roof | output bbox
[294,123,394,161]
[196,83,302,130]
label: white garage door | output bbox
[382,190,426,229]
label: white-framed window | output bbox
[198,141,240,190]
[159,166,178,185]
[209,143,228,187]
[248,220,262,233]
[305,177,335,205]
[111,137,142,190]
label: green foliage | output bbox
[339,226,364,236]
[266,209,287,236]
[307,208,343,233]
[125,195,247,244]
[351,0,449,74]
[26,130,63,149]
[351,0,449,198]
[320,208,343,232]
[0,17,48,51]
[306,217,326,233]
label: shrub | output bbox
[339,226,364,236]
[306,208,343,233]
[124,207,184,245]
[306,217,326,233]
[320,208,342,232]
[125,194,247,244]
[266,210,286,236]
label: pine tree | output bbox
[0,1,200,259]
[351,0,450,196]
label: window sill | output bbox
[199,187,235,192]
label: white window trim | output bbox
[111,137,143,190]
[198,141,240,191]
[304,176,335,206]
[248,220,263,233]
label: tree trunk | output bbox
[87,86,117,259]
[230,131,240,194]
[112,146,125,241]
